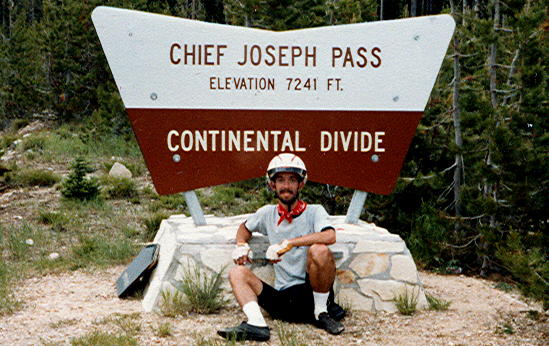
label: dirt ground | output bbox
[0,267,546,345]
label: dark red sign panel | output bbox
[127,109,422,195]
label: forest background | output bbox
[0,0,547,308]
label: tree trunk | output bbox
[481,0,501,277]
[411,0,417,16]
[450,0,463,219]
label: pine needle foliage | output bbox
[61,157,100,200]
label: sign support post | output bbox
[183,191,206,226]
[345,190,368,224]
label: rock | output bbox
[25,239,34,246]
[390,255,419,283]
[337,288,374,311]
[349,253,390,277]
[109,162,132,178]
[353,240,405,253]
[358,278,407,301]
[336,269,356,284]
[48,253,60,260]
[18,121,45,135]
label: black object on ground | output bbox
[116,243,159,298]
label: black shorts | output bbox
[257,277,334,323]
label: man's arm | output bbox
[234,222,253,265]
[236,222,252,244]
[288,228,336,248]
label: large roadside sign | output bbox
[92,7,455,195]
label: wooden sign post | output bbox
[92,7,455,224]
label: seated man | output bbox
[218,153,345,342]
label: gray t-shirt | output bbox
[245,204,333,290]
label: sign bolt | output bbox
[413,35,420,41]
[371,154,379,163]
[150,93,158,101]
[173,154,181,163]
[393,96,399,102]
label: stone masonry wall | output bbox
[143,214,427,313]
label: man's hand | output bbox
[266,240,293,262]
[232,243,253,265]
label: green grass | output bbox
[142,212,168,242]
[6,168,60,187]
[160,263,227,316]
[393,286,419,315]
[70,331,138,346]
[160,289,188,318]
[155,322,173,337]
[94,313,142,336]
[275,321,308,345]
[38,211,69,232]
[426,293,451,311]
[99,176,139,199]
[70,236,137,270]
[22,135,47,151]
[176,262,227,314]
[0,261,21,316]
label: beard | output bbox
[275,189,299,209]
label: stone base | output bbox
[142,214,427,313]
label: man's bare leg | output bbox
[228,265,264,306]
[307,244,344,334]
[307,243,336,293]
[226,265,268,329]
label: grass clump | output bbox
[393,286,419,315]
[100,176,138,200]
[426,293,451,311]
[160,289,188,318]
[155,322,172,337]
[275,321,307,345]
[61,157,100,200]
[177,263,227,314]
[38,211,69,232]
[161,263,227,316]
[6,168,60,187]
[70,331,138,346]
[95,313,142,336]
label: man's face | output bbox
[269,172,304,206]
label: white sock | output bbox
[242,301,267,327]
[313,291,329,320]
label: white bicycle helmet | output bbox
[266,153,307,183]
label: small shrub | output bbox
[393,286,419,315]
[100,176,138,199]
[426,293,451,311]
[176,262,227,314]
[155,322,172,337]
[10,119,29,132]
[6,168,60,187]
[61,157,100,200]
[494,282,514,293]
[142,213,168,242]
[22,135,47,151]
[70,331,138,346]
[0,133,17,151]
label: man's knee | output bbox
[228,265,252,284]
[308,244,334,264]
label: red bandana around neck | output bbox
[277,200,307,226]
